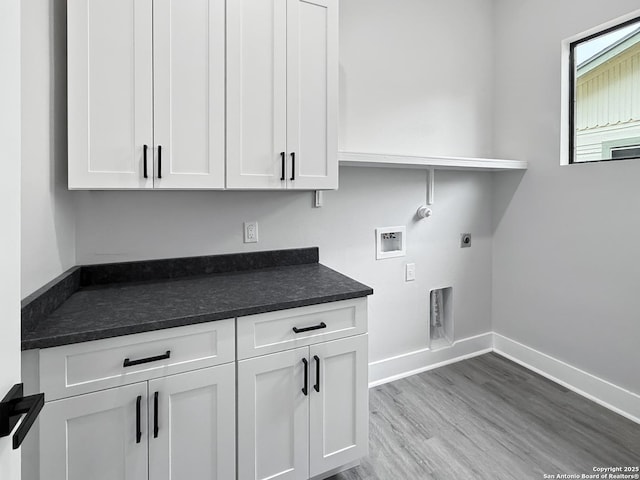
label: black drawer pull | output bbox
[280,152,286,181]
[302,358,309,396]
[157,145,162,179]
[153,391,159,438]
[314,355,320,393]
[290,152,296,181]
[123,351,171,368]
[143,145,148,179]
[135,395,142,444]
[292,322,326,334]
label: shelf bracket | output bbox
[427,168,434,205]
[416,169,435,220]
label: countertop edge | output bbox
[21,248,322,343]
[21,288,373,351]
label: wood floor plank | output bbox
[327,353,640,480]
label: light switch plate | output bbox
[405,263,416,282]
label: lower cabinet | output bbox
[148,365,236,480]
[40,382,149,480]
[29,299,369,480]
[308,335,369,478]
[238,334,368,480]
[39,364,235,480]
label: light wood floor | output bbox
[329,353,640,480]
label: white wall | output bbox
[492,0,640,394]
[21,0,76,298]
[73,0,497,367]
[76,168,494,365]
[0,0,23,475]
[339,0,494,157]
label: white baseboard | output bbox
[367,332,640,425]
[368,332,493,387]
[493,333,640,424]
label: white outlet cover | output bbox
[244,222,258,243]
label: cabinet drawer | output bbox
[237,298,367,360]
[40,319,235,401]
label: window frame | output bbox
[568,15,640,165]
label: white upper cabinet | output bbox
[226,0,288,189]
[68,0,336,190]
[286,0,338,190]
[153,0,225,189]
[227,0,338,190]
[67,0,153,189]
[68,0,225,190]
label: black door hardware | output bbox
[313,355,320,393]
[281,152,286,181]
[292,322,326,334]
[143,145,148,179]
[123,350,171,368]
[290,152,295,181]
[157,145,162,179]
[0,383,44,450]
[153,392,159,438]
[136,395,142,444]
[301,358,309,396]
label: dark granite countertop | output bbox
[21,248,373,350]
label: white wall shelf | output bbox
[338,151,527,171]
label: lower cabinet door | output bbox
[238,347,310,480]
[309,334,369,477]
[148,363,235,480]
[39,382,149,480]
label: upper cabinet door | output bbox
[153,0,225,189]
[68,0,153,189]
[227,0,288,189]
[286,0,338,190]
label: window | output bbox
[611,145,640,160]
[569,17,640,164]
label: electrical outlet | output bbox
[244,222,259,243]
[405,263,416,282]
[461,233,471,248]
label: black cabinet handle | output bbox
[302,358,309,396]
[135,396,142,444]
[313,355,320,393]
[153,392,159,438]
[0,383,45,450]
[123,351,171,368]
[292,322,326,334]
[157,145,162,179]
[290,152,295,181]
[143,145,148,179]
[280,152,286,181]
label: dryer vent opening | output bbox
[429,287,453,349]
